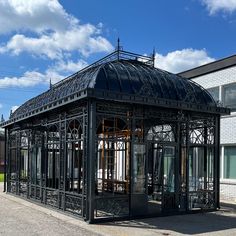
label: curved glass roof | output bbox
[10,50,218,121]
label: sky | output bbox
[1,0,236,120]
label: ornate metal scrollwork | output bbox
[46,190,58,207]
[65,194,82,215]
[95,197,129,217]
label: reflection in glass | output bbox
[189,147,204,192]
[133,144,145,193]
[207,87,219,102]
[163,146,175,193]
[223,84,236,111]
[224,146,236,179]
[20,149,28,180]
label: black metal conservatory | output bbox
[1,49,229,223]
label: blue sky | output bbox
[1,0,236,120]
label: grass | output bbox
[0,173,4,182]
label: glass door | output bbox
[130,144,147,216]
[162,146,177,212]
[147,144,177,215]
[147,143,163,215]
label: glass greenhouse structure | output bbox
[1,49,229,223]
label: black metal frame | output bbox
[1,49,229,223]
[2,99,222,222]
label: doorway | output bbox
[147,143,177,215]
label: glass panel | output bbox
[188,146,216,210]
[10,149,17,181]
[189,147,204,191]
[223,84,236,111]
[147,125,175,142]
[31,148,37,184]
[207,148,214,190]
[67,145,72,189]
[147,143,162,215]
[55,151,60,189]
[66,120,83,193]
[96,140,129,195]
[163,146,175,192]
[67,142,83,193]
[20,149,28,180]
[36,147,41,185]
[224,146,236,179]
[147,144,162,197]
[207,87,219,102]
[181,147,187,192]
[133,144,145,193]
[47,151,53,187]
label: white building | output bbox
[179,55,236,202]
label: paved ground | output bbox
[0,183,236,236]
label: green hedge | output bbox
[0,173,4,182]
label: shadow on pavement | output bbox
[221,202,236,213]
[102,208,236,235]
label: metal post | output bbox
[175,122,181,209]
[16,131,20,195]
[87,100,96,223]
[82,107,86,218]
[204,124,208,191]
[215,116,220,209]
[186,117,190,211]
[27,130,30,199]
[3,128,7,192]
[129,106,135,216]
[63,117,67,211]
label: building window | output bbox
[223,84,236,111]
[207,87,219,102]
[224,146,236,179]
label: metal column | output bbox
[3,128,7,192]
[215,116,220,209]
[87,100,96,223]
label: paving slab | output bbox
[1,183,236,236]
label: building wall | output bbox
[192,65,236,202]
[220,116,236,144]
[193,66,236,88]
[221,180,236,202]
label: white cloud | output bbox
[0,58,87,88]
[0,103,3,109]
[11,105,19,113]
[50,59,88,74]
[0,0,77,34]
[155,48,215,73]
[0,26,113,59]
[0,49,214,88]
[0,68,62,88]
[201,0,236,14]
[0,0,113,59]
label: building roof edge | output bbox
[178,54,236,79]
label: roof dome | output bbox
[93,60,215,105]
[11,52,217,121]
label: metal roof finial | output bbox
[117,37,120,49]
[50,78,52,89]
[116,37,123,61]
[152,47,156,67]
[1,114,4,123]
[117,37,123,50]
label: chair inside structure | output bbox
[1,46,230,223]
